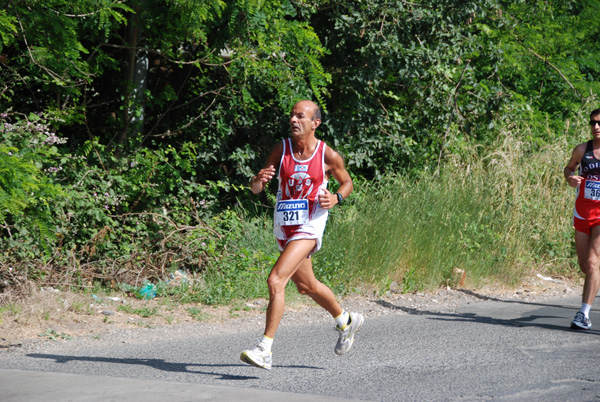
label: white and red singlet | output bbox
[273,138,329,254]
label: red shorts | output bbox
[573,180,600,234]
[574,216,600,235]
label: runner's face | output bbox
[289,102,318,137]
[592,113,600,140]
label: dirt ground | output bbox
[0,273,581,349]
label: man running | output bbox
[564,107,600,330]
[240,100,364,369]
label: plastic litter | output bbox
[137,283,157,300]
[167,270,189,286]
[536,273,564,284]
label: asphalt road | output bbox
[1,294,600,401]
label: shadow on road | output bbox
[455,289,576,309]
[25,354,324,379]
[375,291,600,336]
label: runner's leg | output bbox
[264,239,317,338]
[291,257,343,318]
[576,226,600,305]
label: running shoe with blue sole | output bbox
[571,311,592,330]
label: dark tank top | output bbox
[579,140,600,181]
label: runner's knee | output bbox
[295,281,316,295]
[581,259,600,275]
[267,273,286,294]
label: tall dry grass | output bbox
[317,120,587,293]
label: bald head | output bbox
[293,100,321,121]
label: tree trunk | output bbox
[115,5,148,157]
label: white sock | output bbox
[259,335,273,352]
[334,311,349,328]
[580,303,592,318]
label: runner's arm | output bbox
[320,147,353,208]
[564,143,585,188]
[250,142,283,194]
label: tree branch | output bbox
[525,47,584,101]
[46,2,128,18]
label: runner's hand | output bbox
[566,175,583,188]
[251,165,276,193]
[318,188,336,209]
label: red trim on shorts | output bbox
[574,216,600,235]
[277,232,312,249]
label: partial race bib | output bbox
[584,180,600,201]
[275,199,309,226]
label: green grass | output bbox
[175,126,580,300]
[38,329,72,340]
[174,213,277,305]
[117,305,158,318]
[317,129,578,293]
[0,303,21,324]
[187,307,210,321]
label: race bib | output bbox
[275,199,309,226]
[584,180,600,201]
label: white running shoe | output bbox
[335,312,364,355]
[240,343,272,370]
[571,311,592,330]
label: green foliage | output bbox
[0,112,65,254]
[496,0,600,124]
[187,306,209,321]
[306,0,599,177]
[1,0,131,110]
[319,123,577,293]
[38,329,72,340]
[312,0,511,177]
[0,9,17,51]
[0,0,331,198]
[222,0,331,109]
[190,211,277,304]
[144,0,225,47]
[312,254,346,294]
[118,304,158,318]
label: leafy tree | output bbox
[308,0,510,177]
[495,0,600,126]
[0,0,333,281]
[0,112,65,254]
[304,0,598,176]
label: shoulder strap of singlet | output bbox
[319,141,327,178]
[580,140,595,176]
[277,139,288,182]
